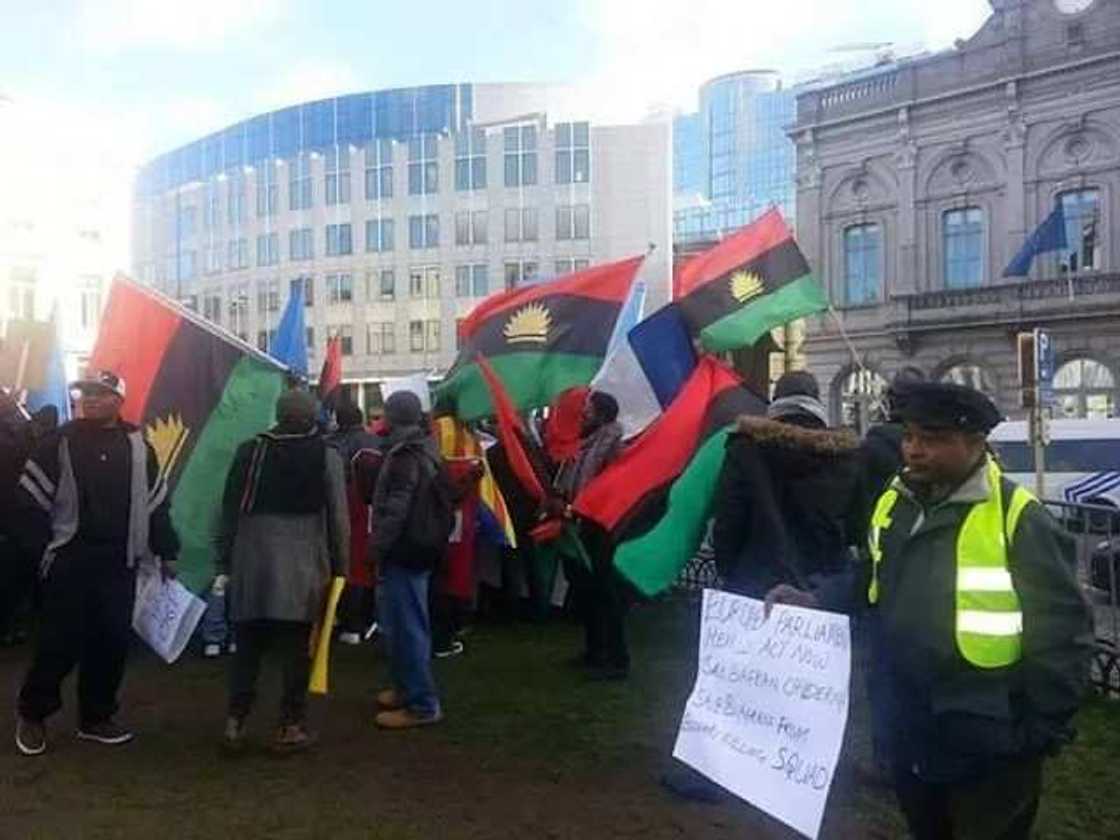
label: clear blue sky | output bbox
[2,0,993,160]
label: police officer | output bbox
[770,382,1092,839]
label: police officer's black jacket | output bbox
[871,464,1093,782]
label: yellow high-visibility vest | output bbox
[867,459,1036,669]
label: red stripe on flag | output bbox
[573,357,742,531]
[319,336,343,401]
[87,279,183,425]
[460,256,643,342]
[675,209,792,299]
[477,354,546,504]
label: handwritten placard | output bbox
[673,589,851,840]
[132,572,207,664]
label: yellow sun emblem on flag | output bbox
[145,414,191,482]
[503,303,552,345]
[730,271,765,304]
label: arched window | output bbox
[940,362,996,400]
[1053,358,1116,419]
[1058,189,1101,273]
[943,207,985,289]
[843,224,881,306]
[837,368,888,430]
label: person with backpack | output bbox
[217,389,350,753]
[372,391,454,730]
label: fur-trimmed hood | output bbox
[733,415,859,457]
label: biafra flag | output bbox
[435,257,642,422]
[677,208,828,353]
[88,279,288,593]
[572,356,765,596]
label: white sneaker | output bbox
[227,642,237,654]
[434,640,465,659]
[338,632,362,646]
[363,622,380,641]
[203,644,221,658]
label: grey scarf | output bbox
[767,395,829,428]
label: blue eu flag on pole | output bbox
[1003,204,1069,277]
[270,282,308,377]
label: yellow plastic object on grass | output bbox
[309,577,346,695]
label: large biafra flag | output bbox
[435,257,643,422]
[89,278,288,593]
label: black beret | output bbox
[896,383,1002,434]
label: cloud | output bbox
[71,0,287,54]
[574,0,993,122]
[0,92,233,273]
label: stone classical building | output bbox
[791,0,1120,426]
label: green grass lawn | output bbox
[0,597,1116,839]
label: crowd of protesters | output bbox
[1,364,1095,839]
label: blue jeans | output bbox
[200,589,231,648]
[381,563,440,718]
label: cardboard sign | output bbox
[673,589,851,840]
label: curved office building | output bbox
[674,70,796,244]
[132,83,670,407]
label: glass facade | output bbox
[673,71,796,245]
[136,85,474,195]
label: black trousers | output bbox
[338,584,377,635]
[18,547,135,728]
[563,532,629,670]
[0,536,37,640]
[894,758,1043,840]
[430,589,466,652]
[228,620,312,726]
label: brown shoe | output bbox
[376,688,405,710]
[375,708,443,730]
[272,724,317,754]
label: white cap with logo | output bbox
[72,370,127,400]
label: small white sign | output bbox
[380,373,432,412]
[673,589,851,840]
[133,572,207,664]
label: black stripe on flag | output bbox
[462,294,623,360]
[678,239,810,333]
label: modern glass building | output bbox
[131,83,671,407]
[673,71,797,244]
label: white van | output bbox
[988,419,1120,506]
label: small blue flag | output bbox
[271,282,308,376]
[25,308,71,422]
[1003,204,1069,277]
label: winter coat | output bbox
[854,422,905,545]
[327,427,383,587]
[712,415,862,601]
[553,421,623,501]
[10,420,179,575]
[219,430,349,623]
[869,464,1093,783]
[371,426,444,571]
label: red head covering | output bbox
[544,386,590,464]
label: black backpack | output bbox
[388,443,456,558]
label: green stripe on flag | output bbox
[699,274,828,353]
[171,356,286,593]
[614,428,732,596]
[436,352,604,422]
